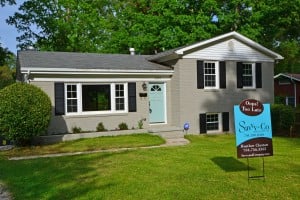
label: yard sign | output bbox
[234,99,273,158]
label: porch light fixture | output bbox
[142,82,147,91]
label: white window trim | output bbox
[206,113,222,133]
[286,96,295,107]
[242,63,256,89]
[204,61,219,89]
[65,83,128,116]
[278,79,291,85]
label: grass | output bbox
[0,134,299,199]
[0,133,165,158]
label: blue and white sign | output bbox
[234,99,273,158]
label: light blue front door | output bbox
[149,83,165,123]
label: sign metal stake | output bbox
[247,157,265,181]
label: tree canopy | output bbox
[5,0,300,73]
[0,0,15,7]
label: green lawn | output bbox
[0,134,299,199]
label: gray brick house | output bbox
[17,31,283,134]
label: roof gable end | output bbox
[149,31,283,63]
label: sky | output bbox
[0,1,23,55]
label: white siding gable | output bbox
[182,39,274,62]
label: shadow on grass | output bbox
[211,156,254,172]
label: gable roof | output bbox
[18,51,172,74]
[274,73,300,82]
[148,31,284,62]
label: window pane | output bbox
[242,64,253,87]
[66,84,78,113]
[116,98,125,110]
[82,85,111,111]
[115,84,125,111]
[206,114,219,131]
[287,97,295,107]
[67,99,77,112]
[204,62,216,87]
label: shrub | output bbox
[271,104,295,135]
[0,83,51,146]
[118,122,128,130]
[138,118,146,129]
[274,96,285,105]
[72,126,82,134]
[96,122,107,132]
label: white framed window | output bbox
[66,84,78,113]
[204,61,219,89]
[206,113,222,133]
[286,97,295,107]
[65,83,128,115]
[242,63,255,88]
[115,84,125,111]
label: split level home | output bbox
[274,73,300,107]
[17,31,283,135]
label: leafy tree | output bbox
[5,0,300,70]
[7,0,118,52]
[0,83,52,146]
[0,65,15,89]
[0,44,15,67]
[0,44,15,89]
[0,0,15,7]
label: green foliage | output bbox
[274,96,285,105]
[6,0,300,70]
[271,104,295,134]
[71,126,82,134]
[96,122,107,132]
[0,83,51,146]
[0,65,15,89]
[0,0,15,7]
[118,122,128,130]
[138,118,146,129]
[0,44,15,68]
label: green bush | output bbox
[72,126,82,134]
[271,104,295,135]
[118,122,128,130]
[0,83,51,146]
[274,96,285,105]
[96,122,107,132]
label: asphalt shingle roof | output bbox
[18,51,172,71]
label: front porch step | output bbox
[147,126,182,133]
[155,131,186,139]
[147,125,187,140]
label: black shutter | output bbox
[222,112,229,132]
[128,82,137,112]
[199,113,207,134]
[256,63,262,88]
[197,60,204,89]
[55,82,65,115]
[237,62,243,88]
[219,61,226,89]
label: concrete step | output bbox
[148,126,182,133]
[154,131,186,139]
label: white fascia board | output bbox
[175,32,236,54]
[30,77,172,82]
[21,67,174,75]
[274,73,300,82]
[175,31,284,60]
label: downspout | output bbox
[291,77,297,108]
[23,70,30,83]
[294,81,297,108]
